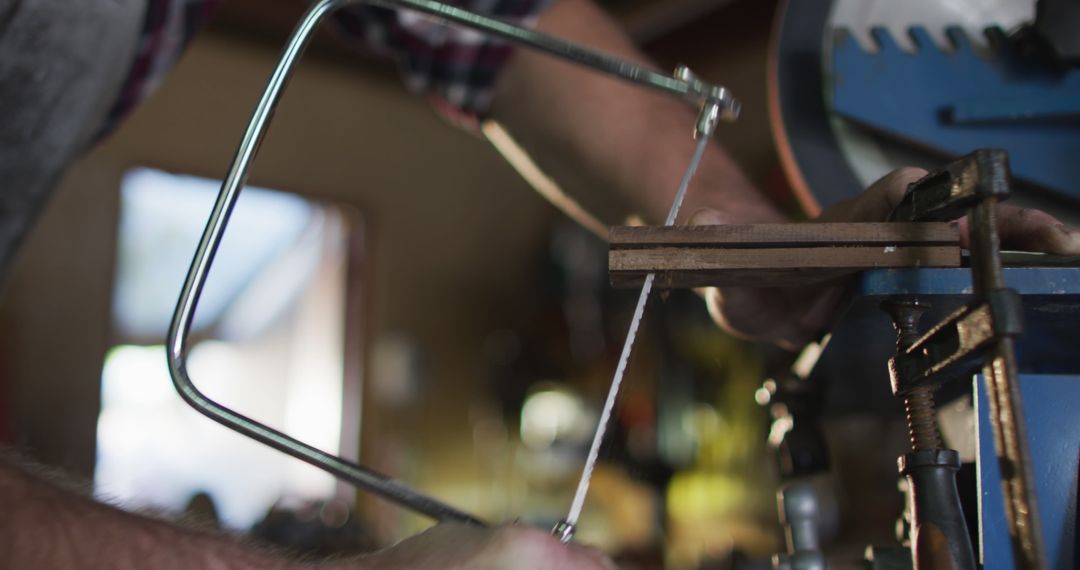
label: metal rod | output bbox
[967,197,1046,569]
[365,0,739,110]
[165,0,485,526]
[166,0,739,524]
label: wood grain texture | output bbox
[609,222,959,248]
[608,223,962,288]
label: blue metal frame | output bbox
[811,267,1080,414]
[976,373,1079,569]
[832,27,1080,198]
[810,266,1080,567]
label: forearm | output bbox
[489,0,785,225]
[0,451,612,569]
[0,453,345,570]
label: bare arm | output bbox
[0,452,611,570]
[489,0,785,227]
[491,0,1080,348]
[0,454,301,569]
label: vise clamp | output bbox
[884,149,1044,570]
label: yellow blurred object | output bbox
[573,464,659,553]
[667,471,747,520]
[663,328,779,568]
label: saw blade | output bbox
[558,132,711,538]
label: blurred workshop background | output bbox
[0,1,783,566]
[1,0,1064,568]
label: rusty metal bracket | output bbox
[888,288,1023,396]
[888,149,1010,224]
[887,149,1046,569]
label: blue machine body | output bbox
[811,267,1080,413]
[832,27,1080,198]
[811,266,1080,567]
[976,373,1079,568]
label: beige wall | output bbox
[0,30,556,511]
[0,157,121,478]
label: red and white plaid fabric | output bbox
[101,0,552,136]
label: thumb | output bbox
[687,207,736,226]
[686,208,732,304]
[817,167,928,222]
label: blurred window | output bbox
[95,168,363,529]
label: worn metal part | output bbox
[882,300,942,451]
[976,372,1080,569]
[967,199,1046,570]
[887,292,1023,394]
[551,519,575,544]
[902,387,941,452]
[773,482,827,570]
[811,263,1080,566]
[167,0,739,526]
[887,149,1010,224]
[887,150,1046,569]
[883,299,975,570]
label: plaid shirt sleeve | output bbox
[103,0,552,136]
[100,0,221,138]
[331,0,554,122]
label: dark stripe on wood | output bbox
[609,222,959,249]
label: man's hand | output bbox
[697,167,1080,349]
[814,167,1080,253]
[489,0,1079,349]
[357,523,614,570]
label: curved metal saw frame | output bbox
[166,0,738,526]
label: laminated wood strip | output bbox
[609,244,961,288]
[608,222,960,249]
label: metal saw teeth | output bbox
[831,24,1080,199]
[837,25,1001,57]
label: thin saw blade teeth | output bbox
[838,26,986,57]
[907,26,937,53]
[869,26,901,53]
[945,26,974,54]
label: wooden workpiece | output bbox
[608,223,962,288]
